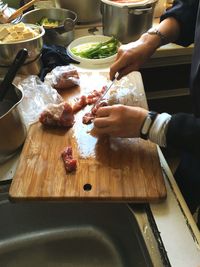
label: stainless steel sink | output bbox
[0,200,155,267]
[0,180,169,267]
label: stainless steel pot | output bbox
[55,0,102,24]
[0,24,44,75]
[0,83,26,164]
[22,8,77,46]
[101,0,156,44]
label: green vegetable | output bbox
[37,17,60,28]
[71,37,120,59]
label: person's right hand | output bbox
[110,33,160,81]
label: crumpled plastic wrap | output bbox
[108,75,144,107]
[44,65,80,90]
[18,75,63,126]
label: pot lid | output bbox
[101,0,157,8]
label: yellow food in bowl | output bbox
[37,17,62,28]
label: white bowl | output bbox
[67,35,118,66]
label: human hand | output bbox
[92,104,148,138]
[110,34,159,81]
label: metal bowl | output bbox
[0,81,26,164]
[22,8,77,46]
[0,24,44,75]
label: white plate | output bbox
[67,35,118,66]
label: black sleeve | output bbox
[166,113,200,156]
[160,0,199,46]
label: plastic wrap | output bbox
[108,75,144,107]
[18,75,63,126]
[44,65,80,90]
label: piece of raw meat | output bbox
[61,146,77,173]
[72,86,107,113]
[82,101,108,125]
[54,69,79,90]
[44,66,80,90]
[39,102,74,128]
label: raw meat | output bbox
[61,146,77,173]
[72,95,87,113]
[82,101,108,125]
[72,86,107,113]
[54,69,79,90]
[39,102,74,128]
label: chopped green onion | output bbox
[71,37,120,59]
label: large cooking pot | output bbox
[101,0,157,44]
[54,0,102,24]
[0,82,26,164]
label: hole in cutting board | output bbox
[83,183,92,191]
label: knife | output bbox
[90,72,119,112]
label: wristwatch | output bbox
[147,28,167,46]
[140,111,158,140]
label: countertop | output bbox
[0,70,199,266]
[0,23,199,267]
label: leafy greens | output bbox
[71,37,120,59]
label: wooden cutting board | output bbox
[9,71,166,201]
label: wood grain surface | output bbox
[9,71,166,201]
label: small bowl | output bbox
[22,8,77,46]
[67,35,118,66]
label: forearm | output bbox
[140,17,181,50]
[160,0,198,46]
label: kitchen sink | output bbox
[0,180,168,267]
[0,199,155,267]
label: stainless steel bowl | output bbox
[0,82,26,164]
[0,24,44,75]
[22,8,77,46]
[55,0,102,24]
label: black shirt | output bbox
[161,0,200,156]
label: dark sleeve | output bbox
[166,113,200,156]
[160,0,199,46]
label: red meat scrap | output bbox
[61,146,77,173]
[72,95,87,113]
[39,102,74,128]
[82,101,108,125]
[72,86,107,113]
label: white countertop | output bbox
[152,148,200,267]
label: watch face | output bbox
[140,111,158,139]
[141,116,152,135]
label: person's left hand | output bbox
[92,104,148,138]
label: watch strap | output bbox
[140,111,158,140]
[147,28,167,46]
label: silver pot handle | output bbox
[64,18,75,32]
[129,7,152,15]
